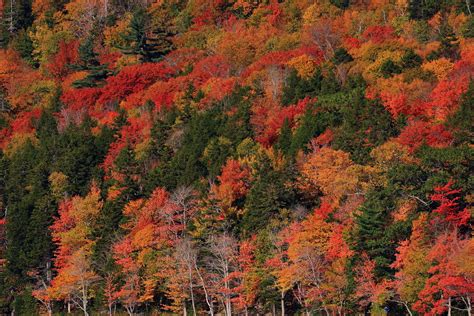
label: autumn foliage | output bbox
[0,0,473,315]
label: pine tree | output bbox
[351,188,397,278]
[274,118,292,156]
[333,89,398,164]
[11,29,35,66]
[447,80,474,144]
[462,16,474,38]
[333,47,353,65]
[438,17,460,60]
[241,154,295,235]
[1,0,33,36]
[120,8,173,62]
[330,0,350,9]
[72,35,112,88]
[408,0,441,20]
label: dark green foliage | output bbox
[351,188,401,278]
[72,35,112,88]
[289,107,340,156]
[380,59,402,78]
[417,145,474,195]
[408,0,442,20]
[274,118,292,156]
[281,69,341,106]
[10,288,37,315]
[455,0,474,15]
[241,155,295,235]
[120,8,173,62]
[462,16,474,38]
[4,140,53,279]
[202,137,233,179]
[438,17,460,60]
[220,86,253,145]
[329,0,350,9]
[332,90,399,164]
[401,49,423,69]
[166,106,223,187]
[2,0,33,33]
[333,47,353,65]
[11,29,35,67]
[447,80,474,144]
[55,121,103,195]
[387,163,429,199]
[152,86,253,189]
[0,89,11,114]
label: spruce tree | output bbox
[351,188,397,278]
[447,80,474,144]
[11,29,35,66]
[333,89,398,164]
[408,0,441,20]
[120,8,173,62]
[241,154,295,235]
[438,17,460,60]
[274,118,293,157]
[72,35,112,88]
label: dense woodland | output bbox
[0,0,473,315]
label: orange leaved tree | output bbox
[47,184,102,315]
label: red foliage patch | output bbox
[97,63,174,106]
[396,120,453,153]
[363,25,395,44]
[252,97,313,147]
[430,180,470,227]
[47,41,80,80]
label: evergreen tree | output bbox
[401,49,423,69]
[55,120,102,195]
[380,59,402,78]
[72,35,112,88]
[333,89,399,164]
[290,108,340,155]
[241,155,295,235]
[333,47,353,65]
[437,16,460,60]
[408,0,441,20]
[120,8,173,62]
[462,16,474,38]
[11,29,35,66]
[4,140,54,288]
[329,0,350,9]
[351,188,397,278]
[447,80,474,144]
[274,118,292,157]
[1,0,33,37]
[220,86,253,145]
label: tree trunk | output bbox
[466,296,472,316]
[195,265,214,316]
[447,297,452,316]
[404,302,413,316]
[281,291,285,316]
[188,266,197,316]
[183,301,187,316]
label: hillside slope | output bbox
[0,0,473,315]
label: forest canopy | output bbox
[0,0,473,315]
